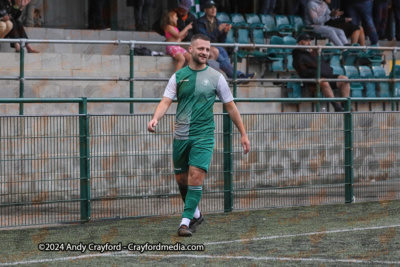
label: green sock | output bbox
[182,186,202,220]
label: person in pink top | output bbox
[162,10,193,72]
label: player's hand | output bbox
[147,119,158,132]
[241,135,250,155]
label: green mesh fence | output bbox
[0,115,82,227]
[1,111,400,228]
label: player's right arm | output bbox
[147,74,177,132]
[147,97,173,132]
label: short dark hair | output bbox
[297,33,311,43]
[191,34,210,43]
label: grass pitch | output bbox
[0,200,399,266]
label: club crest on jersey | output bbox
[202,79,210,86]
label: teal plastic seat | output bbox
[259,14,278,36]
[244,13,261,24]
[331,65,344,76]
[275,15,294,36]
[197,11,205,18]
[230,13,248,27]
[267,36,285,72]
[251,27,265,45]
[287,76,302,98]
[389,65,400,97]
[372,66,390,97]
[358,66,376,97]
[237,28,251,58]
[322,43,341,67]
[358,44,385,67]
[344,65,364,97]
[283,36,297,72]
[216,12,231,23]
[225,29,235,43]
[342,44,361,66]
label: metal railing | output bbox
[1,97,399,228]
[0,38,399,114]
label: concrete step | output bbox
[0,27,167,55]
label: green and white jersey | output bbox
[164,65,233,140]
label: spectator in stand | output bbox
[89,0,110,30]
[2,0,38,52]
[175,0,219,60]
[323,0,365,45]
[346,0,379,45]
[391,0,400,40]
[0,1,13,38]
[259,0,276,15]
[127,0,154,31]
[373,0,391,40]
[197,0,256,81]
[20,0,36,27]
[175,0,197,42]
[305,0,349,46]
[275,0,300,15]
[293,33,350,112]
[162,10,193,72]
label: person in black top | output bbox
[175,0,198,42]
[292,33,350,112]
[1,0,38,52]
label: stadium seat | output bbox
[259,14,278,37]
[342,44,361,66]
[225,28,235,43]
[357,44,385,67]
[372,66,390,97]
[331,65,344,76]
[344,65,364,97]
[283,35,297,72]
[197,11,205,18]
[237,28,251,58]
[275,15,294,36]
[288,15,314,36]
[322,43,341,67]
[266,36,285,72]
[389,65,400,97]
[244,13,262,25]
[230,13,248,27]
[216,12,231,23]
[287,76,302,98]
[358,66,377,97]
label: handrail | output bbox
[0,38,398,114]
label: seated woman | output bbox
[162,10,192,72]
[323,0,365,45]
[1,0,38,53]
[305,0,349,46]
[0,2,12,38]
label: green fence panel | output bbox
[1,104,400,228]
[0,115,82,227]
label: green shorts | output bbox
[173,138,215,174]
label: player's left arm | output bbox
[224,101,250,154]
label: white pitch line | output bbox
[1,224,400,266]
[204,224,400,245]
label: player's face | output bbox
[190,39,210,65]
